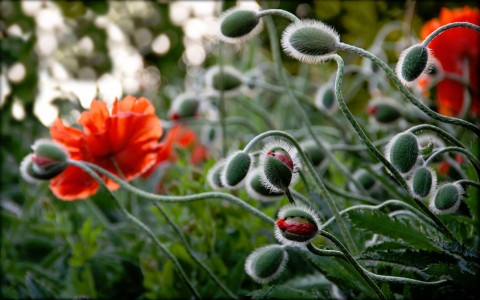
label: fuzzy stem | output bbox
[406,124,466,148]
[67,160,201,299]
[456,179,480,190]
[69,160,275,226]
[319,230,386,300]
[284,188,296,205]
[231,95,276,129]
[421,22,480,47]
[323,180,379,205]
[256,9,300,22]
[423,146,480,178]
[336,42,480,137]
[243,130,359,255]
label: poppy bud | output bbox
[244,245,288,284]
[301,140,324,167]
[20,139,69,183]
[281,20,340,64]
[205,65,244,96]
[261,147,294,192]
[408,166,437,199]
[385,132,419,174]
[314,84,338,114]
[219,8,263,44]
[274,205,320,245]
[221,151,252,189]
[207,160,226,190]
[168,93,201,121]
[430,183,463,214]
[417,134,445,157]
[349,168,379,194]
[246,168,284,202]
[367,98,403,125]
[396,44,433,86]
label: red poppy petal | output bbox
[78,100,109,135]
[49,166,100,201]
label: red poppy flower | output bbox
[49,96,162,201]
[420,6,480,116]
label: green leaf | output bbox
[348,210,438,250]
[25,272,55,299]
[360,249,456,270]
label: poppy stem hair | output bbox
[421,22,480,47]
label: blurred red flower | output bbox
[420,6,480,116]
[50,96,162,201]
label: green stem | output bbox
[319,230,386,300]
[69,160,275,226]
[284,188,296,205]
[323,180,379,205]
[422,22,480,47]
[406,124,466,148]
[423,146,480,178]
[329,54,460,244]
[67,160,201,299]
[456,179,480,190]
[264,15,370,198]
[256,9,300,22]
[231,95,276,129]
[153,204,237,299]
[336,42,480,137]
[243,130,359,255]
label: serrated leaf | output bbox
[360,249,456,270]
[348,210,438,250]
[364,241,417,252]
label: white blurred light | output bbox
[0,74,11,108]
[36,34,58,56]
[7,63,26,83]
[123,76,140,94]
[97,74,123,104]
[12,99,26,121]
[50,61,70,81]
[152,34,171,55]
[76,36,94,55]
[169,2,191,26]
[191,2,217,18]
[185,18,206,40]
[134,27,153,48]
[237,1,260,10]
[185,44,206,66]
[35,7,63,31]
[7,24,23,37]
[21,0,43,17]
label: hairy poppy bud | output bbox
[396,44,433,86]
[260,140,300,192]
[367,98,403,125]
[409,166,437,199]
[20,139,68,183]
[349,168,379,194]
[221,151,252,189]
[301,140,324,167]
[207,160,226,190]
[168,93,201,120]
[246,168,284,202]
[244,245,288,284]
[281,20,340,64]
[314,84,338,114]
[274,205,320,245]
[385,132,419,174]
[430,183,463,214]
[205,65,244,97]
[219,8,263,44]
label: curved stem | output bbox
[323,180,379,205]
[69,160,275,226]
[231,96,276,130]
[67,160,201,299]
[423,146,480,179]
[422,22,480,47]
[456,179,480,190]
[153,204,237,299]
[256,9,300,22]
[243,130,359,255]
[406,124,466,149]
[329,54,460,244]
[337,42,480,137]
[284,188,296,205]
[320,200,436,230]
[320,230,386,300]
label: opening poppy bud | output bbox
[281,20,340,64]
[408,166,437,199]
[263,147,294,191]
[221,151,252,189]
[417,134,445,157]
[219,8,263,44]
[20,154,67,183]
[430,183,463,214]
[169,94,201,121]
[314,84,337,114]
[301,140,324,167]
[207,160,226,190]
[396,44,432,86]
[349,169,379,193]
[32,139,68,167]
[385,132,419,174]
[274,205,320,245]
[246,168,284,202]
[205,65,244,96]
[367,98,403,125]
[244,245,288,284]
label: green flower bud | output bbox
[219,8,263,44]
[301,140,324,167]
[207,160,226,190]
[168,93,201,120]
[205,65,244,97]
[349,168,379,193]
[396,44,433,86]
[430,183,463,214]
[260,140,300,192]
[274,205,320,245]
[314,84,337,114]
[244,245,288,284]
[386,132,419,174]
[221,151,252,189]
[409,166,437,199]
[246,168,284,202]
[367,98,403,125]
[281,20,340,64]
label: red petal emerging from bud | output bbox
[267,151,294,170]
[367,105,377,115]
[31,154,57,167]
[276,218,317,236]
